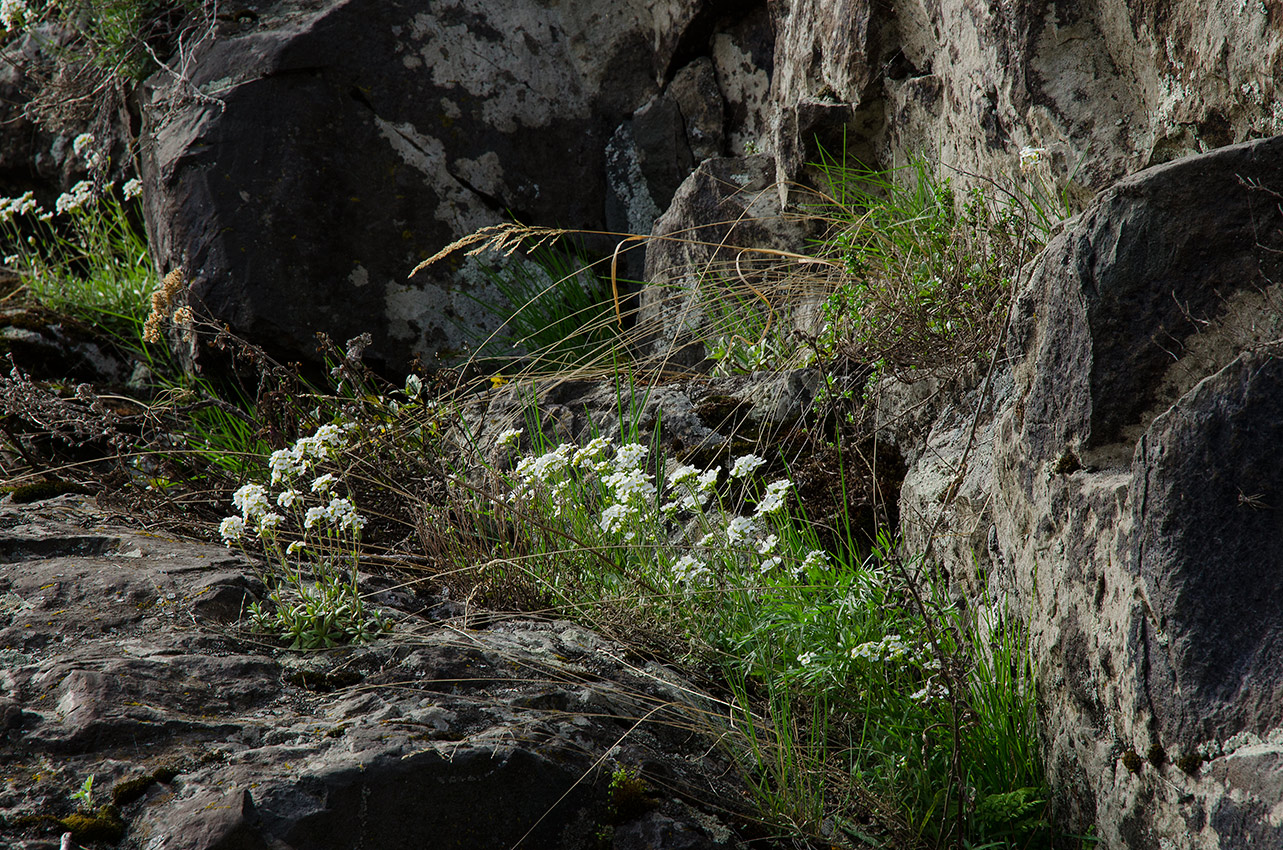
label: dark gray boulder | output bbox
[139,0,720,373]
[983,135,1283,847]
[0,495,758,849]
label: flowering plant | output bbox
[220,423,388,649]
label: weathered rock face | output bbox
[0,496,758,849]
[140,0,724,373]
[767,0,1283,202]
[639,155,811,366]
[890,136,1283,847]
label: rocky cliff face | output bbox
[892,135,1283,848]
[85,1,1283,846]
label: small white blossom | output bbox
[304,506,327,529]
[256,512,284,535]
[232,483,270,521]
[1,0,28,31]
[667,463,699,488]
[755,479,792,517]
[219,516,246,544]
[613,442,648,470]
[268,449,301,484]
[286,540,306,556]
[758,555,783,574]
[603,467,655,503]
[1019,146,1046,173]
[600,502,635,535]
[55,181,95,215]
[311,473,337,493]
[0,190,38,222]
[122,178,143,200]
[277,488,302,508]
[726,515,756,544]
[72,134,95,158]
[568,435,607,469]
[671,554,709,585]
[496,427,523,449]
[327,497,366,534]
[757,535,779,555]
[801,549,828,571]
[797,651,818,667]
[729,454,766,479]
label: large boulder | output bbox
[0,495,758,849]
[139,0,714,373]
[984,136,1283,846]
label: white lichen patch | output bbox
[348,265,370,288]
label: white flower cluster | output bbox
[220,423,362,546]
[123,178,143,200]
[72,133,105,170]
[0,191,38,223]
[1019,146,1046,173]
[849,633,912,663]
[267,423,346,484]
[55,180,95,215]
[1,0,28,30]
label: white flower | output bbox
[312,423,344,446]
[667,463,699,488]
[672,554,709,586]
[600,502,635,534]
[256,512,284,535]
[232,483,270,520]
[311,473,337,493]
[72,133,95,158]
[797,651,818,667]
[801,549,828,571]
[572,435,610,469]
[758,556,783,574]
[269,448,302,484]
[729,454,766,479]
[613,442,648,470]
[1,0,28,31]
[122,178,143,200]
[0,190,38,222]
[757,535,779,555]
[755,479,792,517]
[726,515,756,544]
[277,488,302,508]
[603,467,655,503]
[1019,146,1046,172]
[286,540,306,556]
[327,497,366,534]
[304,506,327,529]
[496,427,523,449]
[219,516,246,544]
[54,180,95,215]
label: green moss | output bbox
[111,763,181,806]
[606,765,657,825]
[1120,748,1143,775]
[1176,752,1204,776]
[1147,743,1167,769]
[7,479,89,504]
[59,804,124,842]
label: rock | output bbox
[640,155,811,366]
[0,495,759,849]
[978,136,1283,846]
[766,0,1283,204]
[139,0,707,373]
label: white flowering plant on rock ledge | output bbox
[220,422,389,650]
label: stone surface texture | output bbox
[767,0,1283,203]
[0,496,755,849]
[140,0,708,372]
[890,136,1283,848]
